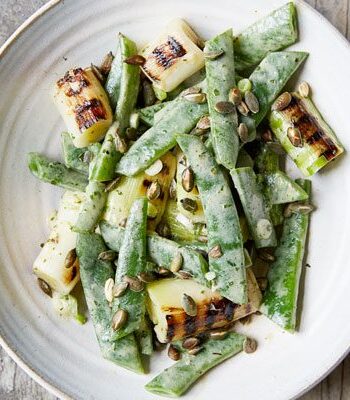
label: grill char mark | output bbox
[74,98,107,131]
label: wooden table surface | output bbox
[0,0,349,399]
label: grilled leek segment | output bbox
[53,67,113,148]
[103,152,176,231]
[147,269,261,343]
[141,19,205,92]
[33,191,85,294]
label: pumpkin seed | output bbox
[182,167,194,192]
[115,132,128,153]
[169,179,177,200]
[137,271,156,283]
[243,337,258,353]
[124,54,146,65]
[83,150,92,164]
[100,51,114,75]
[147,180,161,200]
[145,159,163,176]
[147,202,158,219]
[287,127,303,147]
[157,267,171,277]
[170,253,183,273]
[256,219,273,240]
[237,78,252,95]
[257,277,268,291]
[183,92,207,104]
[37,278,52,297]
[182,293,197,316]
[105,176,121,192]
[196,115,211,130]
[209,329,229,340]
[204,50,225,60]
[298,81,310,98]
[208,244,222,259]
[112,309,128,330]
[258,249,275,262]
[142,80,156,107]
[98,250,117,262]
[91,63,104,83]
[119,218,127,228]
[188,346,203,355]
[238,122,249,143]
[284,202,314,218]
[198,235,208,243]
[205,271,216,281]
[156,222,171,238]
[113,282,129,298]
[104,278,115,303]
[182,337,200,349]
[168,344,181,361]
[229,87,242,105]
[176,270,193,280]
[245,91,259,114]
[237,101,249,116]
[261,129,273,143]
[125,127,138,141]
[122,275,144,292]
[181,87,201,97]
[271,92,292,111]
[64,248,77,269]
[180,198,198,213]
[214,101,235,114]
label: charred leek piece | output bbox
[99,221,208,287]
[176,134,247,304]
[89,121,121,182]
[234,2,298,72]
[33,191,84,294]
[249,51,308,126]
[116,97,208,176]
[147,269,261,343]
[141,19,204,92]
[231,167,277,248]
[76,233,144,373]
[111,198,148,340]
[145,332,246,397]
[269,92,344,176]
[104,152,176,231]
[28,153,88,192]
[205,29,239,169]
[260,179,311,332]
[73,181,107,233]
[53,67,113,148]
[61,132,89,175]
[138,102,169,126]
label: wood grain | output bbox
[0,0,349,399]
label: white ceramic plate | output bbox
[0,0,349,399]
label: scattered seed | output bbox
[238,123,249,143]
[237,101,249,116]
[124,54,146,65]
[272,92,292,111]
[237,78,252,95]
[147,202,158,219]
[147,180,161,200]
[119,218,127,228]
[125,127,138,141]
[287,127,303,147]
[229,87,242,105]
[37,278,52,297]
[188,346,203,355]
[105,176,121,192]
[104,278,115,303]
[198,235,208,243]
[168,344,181,361]
[183,92,207,104]
[243,337,258,354]
[142,80,156,107]
[284,202,314,218]
[64,248,77,269]
[112,309,128,330]
[258,249,275,262]
[113,282,129,298]
[180,198,198,213]
[205,271,216,281]
[83,150,92,164]
[157,267,171,277]
[261,129,273,143]
[208,244,222,259]
[145,159,163,176]
[170,253,183,273]
[257,277,268,291]
[204,50,225,60]
[98,250,117,262]
[214,101,235,114]
[156,222,171,238]
[245,91,260,114]
[182,294,197,316]
[122,275,144,292]
[169,179,177,200]
[176,270,193,280]
[256,219,273,240]
[115,132,128,153]
[182,167,195,192]
[298,81,310,98]
[181,87,201,97]
[210,330,229,340]
[91,63,104,83]
[100,51,114,75]
[196,115,211,130]
[137,271,156,283]
[182,337,200,349]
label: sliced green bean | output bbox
[138,102,170,126]
[231,167,277,248]
[234,3,298,72]
[73,181,107,233]
[145,332,246,397]
[136,317,153,356]
[176,134,247,304]
[112,198,148,340]
[27,152,88,192]
[260,179,311,332]
[236,148,254,168]
[99,221,208,287]
[105,37,122,109]
[61,132,89,174]
[76,233,144,373]
[205,29,239,169]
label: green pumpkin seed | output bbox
[229,87,242,105]
[122,275,144,292]
[182,293,197,316]
[181,87,201,97]
[64,248,77,269]
[182,167,195,192]
[119,218,127,228]
[188,346,203,355]
[214,101,235,114]
[104,278,115,303]
[175,270,193,280]
[284,202,314,218]
[157,267,171,277]
[237,78,252,95]
[237,101,249,116]
[287,127,303,147]
[238,122,249,143]
[124,54,146,65]
[91,63,104,83]
[137,271,156,283]
[208,244,222,259]
[183,92,207,104]
[147,180,161,200]
[209,330,229,340]
[244,91,259,114]
[145,159,163,176]
[271,92,292,111]
[196,115,211,130]
[115,132,128,154]
[100,51,114,75]
[243,337,258,354]
[105,176,121,192]
[182,337,200,349]
[298,81,310,98]
[112,309,128,330]
[169,179,177,200]
[113,282,129,298]
[180,198,198,213]
[170,253,183,273]
[156,222,171,238]
[168,344,181,361]
[37,278,52,298]
[98,250,117,262]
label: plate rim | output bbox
[0,1,349,399]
